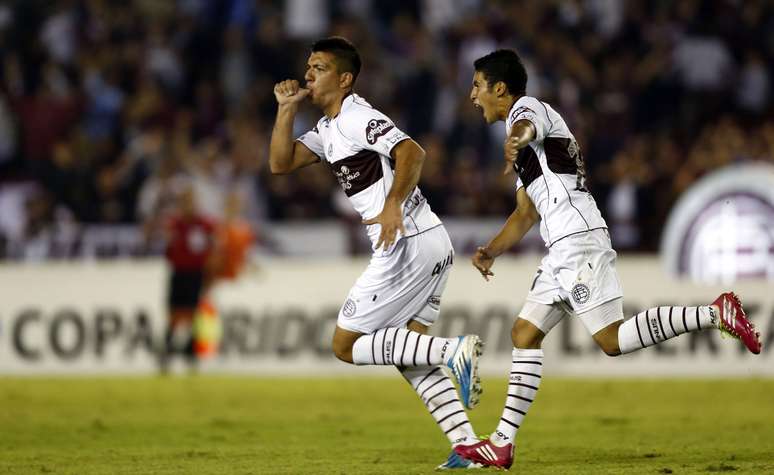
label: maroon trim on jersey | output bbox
[544,137,578,175]
[516,145,542,188]
[328,149,383,196]
[544,136,589,191]
[509,107,537,126]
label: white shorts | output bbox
[337,225,453,334]
[521,297,624,336]
[521,229,624,335]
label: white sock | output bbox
[400,366,476,446]
[351,328,459,366]
[491,348,543,447]
[618,306,717,354]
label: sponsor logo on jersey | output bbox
[334,164,361,190]
[365,119,394,145]
[432,251,454,276]
[386,132,407,145]
[509,106,536,125]
[571,283,590,304]
[404,191,426,213]
[342,298,357,317]
[427,295,441,309]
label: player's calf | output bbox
[592,321,623,357]
[331,326,363,363]
[616,292,762,355]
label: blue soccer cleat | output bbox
[446,335,483,409]
[436,450,484,470]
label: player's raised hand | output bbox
[273,80,310,106]
[472,246,495,281]
[362,200,406,251]
[503,136,520,175]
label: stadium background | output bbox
[0,1,773,474]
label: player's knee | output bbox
[511,319,544,349]
[331,338,354,364]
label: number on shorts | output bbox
[530,269,543,291]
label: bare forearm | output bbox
[269,104,299,173]
[510,121,535,149]
[504,120,537,173]
[485,211,536,257]
[386,142,425,205]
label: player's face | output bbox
[470,71,497,124]
[304,52,341,107]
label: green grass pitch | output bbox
[1,376,772,474]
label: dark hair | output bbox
[473,49,527,96]
[311,37,361,84]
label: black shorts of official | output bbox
[168,270,204,310]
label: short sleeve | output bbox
[515,175,524,190]
[341,107,410,157]
[508,97,549,143]
[295,125,324,159]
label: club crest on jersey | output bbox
[571,283,590,305]
[342,298,357,317]
[365,119,394,144]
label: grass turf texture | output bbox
[1,377,772,474]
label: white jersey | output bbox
[296,93,441,253]
[506,96,607,247]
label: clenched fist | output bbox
[273,80,310,106]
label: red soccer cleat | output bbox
[713,292,761,354]
[453,438,513,470]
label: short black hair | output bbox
[473,49,527,96]
[311,37,361,84]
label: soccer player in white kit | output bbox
[452,49,762,470]
[268,37,483,468]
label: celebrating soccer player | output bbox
[268,37,483,469]
[452,49,762,470]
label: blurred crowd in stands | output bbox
[0,0,772,259]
